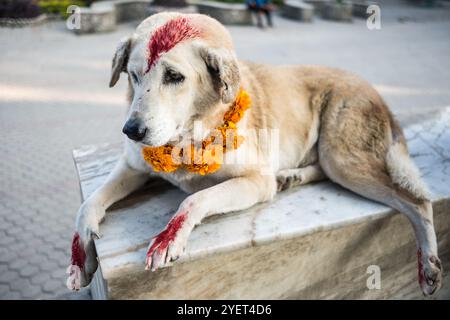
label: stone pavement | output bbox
[0,1,449,299]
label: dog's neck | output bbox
[192,91,249,142]
[196,101,234,139]
[141,88,251,175]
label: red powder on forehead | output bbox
[146,17,200,73]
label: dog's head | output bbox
[109,13,240,146]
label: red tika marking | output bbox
[71,232,86,269]
[146,213,187,259]
[146,17,200,73]
[417,249,425,285]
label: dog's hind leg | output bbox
[384,139,442,295]
[318,97,442,296]
[276,164,326,192]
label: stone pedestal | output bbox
[195,1,252,25]
[282,1,315,22]
[147,5,198,16]
[321,1,353,22]
[113,0,152,23]
[76,7,116,34]
[73,0,152,34]
[73,108,450,299]
[304,0,330,13]
[352,1,378,19]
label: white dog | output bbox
[67,12,442,296]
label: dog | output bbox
[66,12,442,296]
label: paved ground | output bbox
[0,1,450,299]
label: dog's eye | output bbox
[130,71,139,84]
[163,69,185,85]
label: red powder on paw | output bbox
[146,213,187,261]
[71,232,86,269]
[146,17,200,73]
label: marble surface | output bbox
[73,107,450,299]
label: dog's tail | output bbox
[385,116,429,202]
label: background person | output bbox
[246,0,273,28]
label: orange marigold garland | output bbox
[142,88,251,175]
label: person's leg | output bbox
[256,8,264,28]
[263,8,273,27]
[247,4,259,28]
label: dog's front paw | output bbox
[66,205,102,291]
[145,213,190,271]
[418,251,443,296]
[66,231,98,291]
[66,263,82,291]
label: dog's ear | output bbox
[199,46,240,104]
[109,37,132,88]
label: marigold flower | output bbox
[141,88,251,175]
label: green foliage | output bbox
[38,0,87,18]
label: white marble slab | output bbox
[73,107,450,299]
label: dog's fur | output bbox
[68,13,442,296]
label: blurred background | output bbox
[0,0,449,299]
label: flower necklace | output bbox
[142,88,251,175]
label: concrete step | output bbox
[73,108,450,299]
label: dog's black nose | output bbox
[122,118,147,142]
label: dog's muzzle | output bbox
[122,118,147,142]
